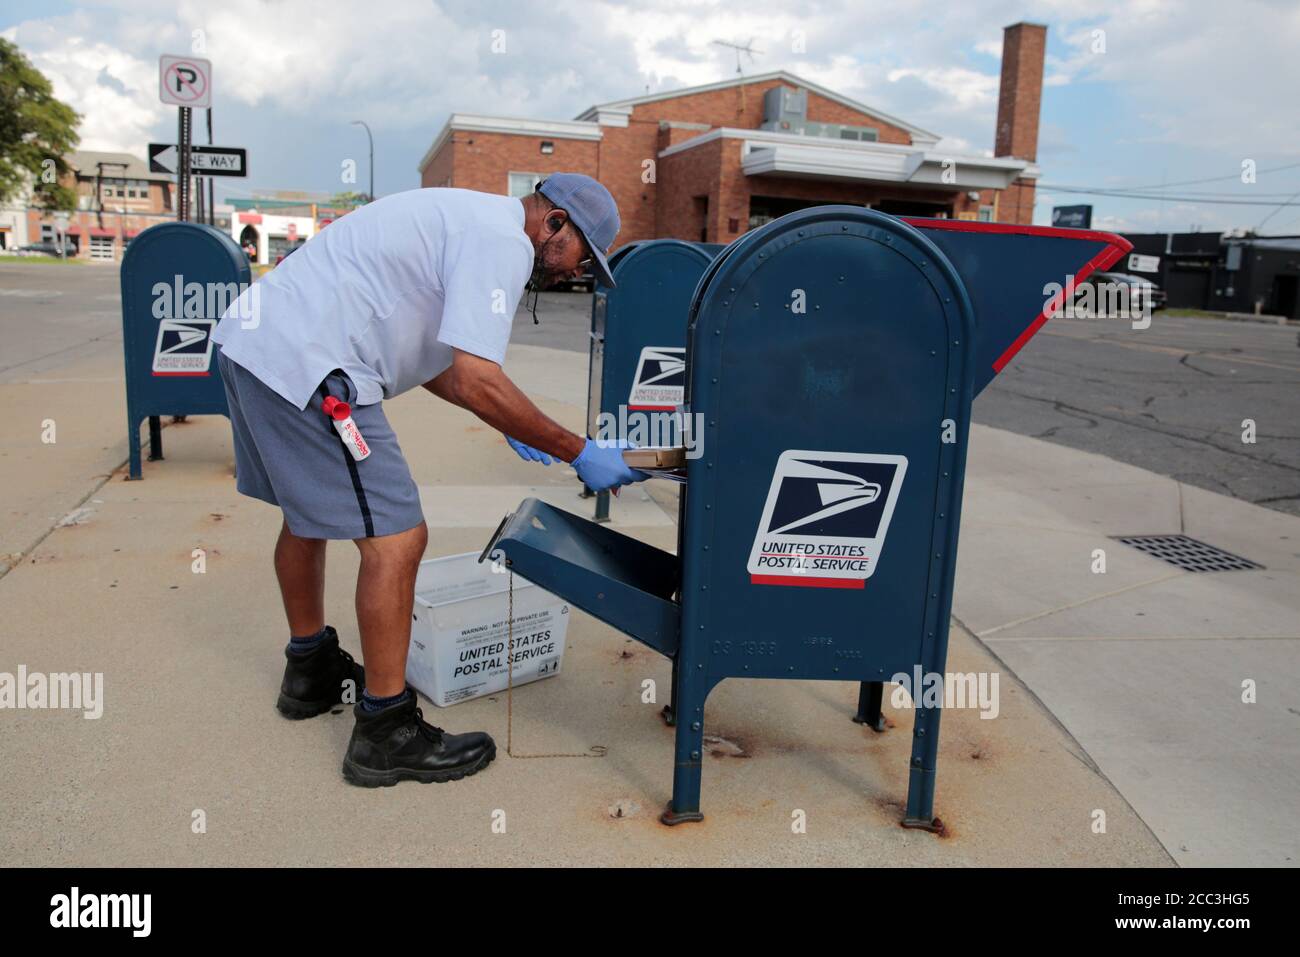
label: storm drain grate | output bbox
[1113,534,1263,572]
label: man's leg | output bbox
[343,518,496,786]
[275,519,326,637]
[353,520,428,697]
[274,518,362,719]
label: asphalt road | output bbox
[0,260,122,382]
[977,313,1300,516]
[4,259,1298,515]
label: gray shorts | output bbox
[216,346,424,540]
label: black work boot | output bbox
[276,626,365,719]
[342,691,496,787]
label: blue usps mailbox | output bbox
[119,221,250,479]
[485,208,1129,829]
[583,240,722,520]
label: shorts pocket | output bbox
[321,368,359,405]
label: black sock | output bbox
[360,688,411,712]
[289,626,329,655]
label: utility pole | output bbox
[351,120,374,202]
[95,160,127,257]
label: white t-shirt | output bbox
[212,188,534,410]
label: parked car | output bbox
[1079,270,1167,316]
[13,240,76,258]
[274,238,307,266]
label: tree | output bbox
[0,37,81,210]
[329,190,370,209]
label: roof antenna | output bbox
[712,38,763,116]
[712,37,762,74]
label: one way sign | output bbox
[149,144,248,178]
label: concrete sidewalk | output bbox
[0,341,1293,866]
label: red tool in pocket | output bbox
[322,395,371,461]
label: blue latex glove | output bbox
[571,438,648,492]
[505,434,553,465]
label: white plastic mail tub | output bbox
[405,551,569,707]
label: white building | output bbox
[228,206,315,265]
[0,174,33,251]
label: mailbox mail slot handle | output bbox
[478,511,514,565]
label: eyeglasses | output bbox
[562,217,593,267]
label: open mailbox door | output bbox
[484,207,1131,829]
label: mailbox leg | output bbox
[127,415,142,480]
[147,415,164,462]
[660,674,720,826]
[593,489,611,524]
[902,704,945,832]
[660,654,679,727]
[852,681,887,732]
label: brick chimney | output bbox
[993,22,1046,224]
[994,22,1047,161]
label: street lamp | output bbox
[350,120,374,203]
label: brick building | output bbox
[25,150,176,261]
[419,22,1047,248]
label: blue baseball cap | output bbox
[537,173,621,288]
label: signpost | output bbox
[159,54,212,224]
[148,144,247,177]
[150,53,223,452]
[53,211,69,261]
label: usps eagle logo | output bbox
[628,346,685,410]
[747,451,907,588]
[152,318,215,375]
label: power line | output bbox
[1039,183,1300,198]
[1257,187,1300,230]
[1083,160,1300,192]
[1037,185,1300,206]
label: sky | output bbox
[3,0,1297,234]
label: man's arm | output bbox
[423,348,585,463]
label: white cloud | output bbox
[3,0,1293,231]
[4,18,164,154]
[885,66,999,111]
